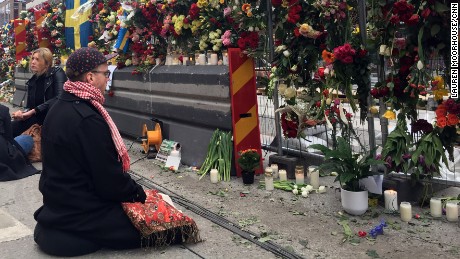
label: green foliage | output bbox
[309,137,384,191]
[237,149,261,172]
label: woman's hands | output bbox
[11,109,35,121]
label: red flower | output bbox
[318,67,325,78]
[406,14,420,26]
[421,8,431,19]
[358,231,367,237]
[293,28,300,37]
[272,0,282,7]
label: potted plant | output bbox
[237,149,261,184]
[309,137,384,215]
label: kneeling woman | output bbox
[33,48,200,257]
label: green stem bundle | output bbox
[198,129,233,181]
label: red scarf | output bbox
[63,80,130,172]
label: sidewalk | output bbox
[1,101,460,259]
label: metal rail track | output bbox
[129,171,305,259]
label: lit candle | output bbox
[223,52,229,65]
[270,164,279,179]
[172,57,179,65]
[265,168,274,191]
[308,166,319,189]
[400,202,412,222]
[446,201,459,222]
[384,190,398,211]
[430,197,442,218]
[295,165,304,185]
[198,54,206,66]
[210,53,218,65]
[210,169,219,184]
[279,169,287,181]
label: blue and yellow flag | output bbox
[114,28,130,53]
[65,0,92,49]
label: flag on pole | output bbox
[114,27,130,53]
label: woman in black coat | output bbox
[0,104,38,181]
[11,48,66,137]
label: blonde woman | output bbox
[11,48,66,137]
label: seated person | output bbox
[0,104,38,181]
[11,48,66,137]
[33,48,199,257]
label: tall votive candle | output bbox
[210,53,218,65]
[308,166,319,189]
[279,169,287,181]
[384,190,398,211]
[210,169,219,183]
[446,201,459,222]
[295,165,304,185]
[430,197,442,218]
[265,168,274,191]
[400,202,412,222]
[270,164,279,179]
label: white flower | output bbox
[275,45,286,52]
[326,98,332,105]
[248,26,254,32]
[291,65,297,72]
[278,84,287,95]
[301,191,309,197]
[284,87,296,99]
[417,60,424,70]
[292,188,299,195]
[305,185,313,192]
[339,103,348,123]
[379,45,387,55]
[56,22,63,27]
[283,50,291,57]
[300,187,306,192]
[317,186,327,193]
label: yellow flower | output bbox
[433,75,445,89]
[242,3,251,13]
[219,0,224,4]
[352,26,360,34]
[20,58,28,68]
[383,110,396,120]
[434,88,448,101]
[299,23,312,35]
[281,0,289,8]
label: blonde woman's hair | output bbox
[31,48,54,76]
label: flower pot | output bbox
[340,188,368,216]
[242,170,255,184]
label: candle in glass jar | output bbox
[400,202,412,222]
[295,165,304,185]
[308,166,319,189]
[210,53,218,65]
[270,164,279,179]
[384,190,398,211]
[430,197,442,218]
[446,201,459,222]
[279,169,287,181]
[198,54,206,66]
[210,169,219,183]
[222,52,229,65]
[265,168,274,191]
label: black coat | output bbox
[0,104,38,181]
[34,91,145,244]
[25,66,66,115]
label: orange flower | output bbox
[242,3,251,13]
[437,116,447,128]
[322,50,335,64]
[447,114,459,126]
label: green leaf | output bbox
[366,250,380,258]
[434,2,449,13]
[259,236,271,243]
[430,24,440,36]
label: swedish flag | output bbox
[65,0,92,49]
[114,28,130,53]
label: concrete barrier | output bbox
[15,66,233,166]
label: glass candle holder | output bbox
[430,197,442,218]
[295,165,304,185]
[446,201,459,222]
[264,168,274,191]
[400,202,412,222]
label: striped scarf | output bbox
[63,80,130,172]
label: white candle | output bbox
[446,201,459,222]
[270,164,279,179]
[198,54,206,66]
[400,202,412,222]
[265,168,274,191]
[279,169,287,181]
[295,166,304,185]
[165,55,172,65]
[384,190,398,211]
[210,169,219,183]
[309,166,319,189]
[223,52,228,65]
[430,197,442,218]
[156,58,161,66]
[172,57,179,65]
[210,53,218,65]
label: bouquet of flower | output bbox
[237,149,261,172]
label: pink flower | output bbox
[223,7,232,17]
